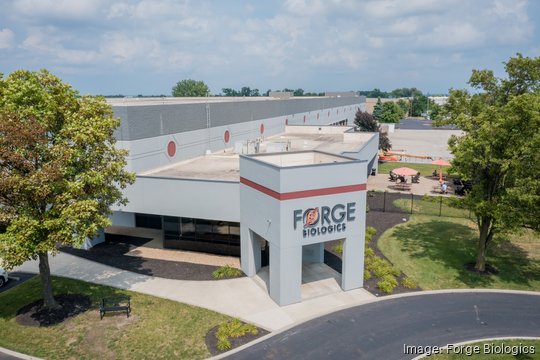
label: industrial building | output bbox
[90,94,379,305]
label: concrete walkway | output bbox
[14,252,375,331]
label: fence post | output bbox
[410,193,414,214]
[439,197,443,216]
[383,191,386,213]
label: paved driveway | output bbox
[227,292,540,360]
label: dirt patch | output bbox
[16,294,91,327]
[464,262,499,275]
[205,324,269,356]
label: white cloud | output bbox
[1,0,538,94]
[13,0,103,20]
[0,28,15,49]
[20,27,101,64]
[416,22,484,48]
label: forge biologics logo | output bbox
[293,203,356,238]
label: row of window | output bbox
[135,213,240,257]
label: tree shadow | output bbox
[391,219,538,288]
[60,233,226,281]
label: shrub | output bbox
[401,276,418,289]
[377,275,398,294]
[364,270,372,281]
[367,257,399,278]
[364,247,374,258]
[365,227,377,243]
[216,319,258,351]
[332,240,343,255]
[212,265,243,279]
[366,226,377,237]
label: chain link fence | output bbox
[367,191,472,219]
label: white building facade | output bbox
[94,94,377,306]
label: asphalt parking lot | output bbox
[396,117,458,130]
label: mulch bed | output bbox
[16,294,91,327]
[205,324,269,356]
[324,208,422,297]
[60,234,244,281]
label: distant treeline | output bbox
[358,88,446,98]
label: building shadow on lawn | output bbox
[391,219,539,289]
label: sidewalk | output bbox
[14,252,375,331]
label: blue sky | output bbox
[1,0,539,95]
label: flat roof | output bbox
[107,96,349,107]
[251,151,352,167]
[142,127,375,181]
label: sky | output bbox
[1,0,539,96]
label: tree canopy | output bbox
[172,79,210,97]
[222,87,260,97]
[373,101,405,123]
[0,70,135,308]
[436,54,540,272]
[354,111,391,151]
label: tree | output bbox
[372,98,383,119]
[411,94,429,116]
[377,102,405,123]
[293,88,304,96]
[436,54,540,272]
[397,99,410,117]
[0,70,135,309]
[172,79,209,97]
[354,111,391,151]
[358,88,390,98]
[390,87,422,98]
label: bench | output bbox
[99,295,131,320]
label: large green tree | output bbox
[354,110,391,151]
[0,70,135,309]
[437,54,540,272]
[376,101,405,123]
[172,79,210,97]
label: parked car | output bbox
[0,267,7,287]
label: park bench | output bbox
[99,295,131,320]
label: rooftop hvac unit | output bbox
[266,141,291,153]
[234,139,261,154]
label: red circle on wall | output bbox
[167,141,176,157]
[224,130,230,143]
[303,115,306,123]
[285,118,288,125]
[260,123,265,134]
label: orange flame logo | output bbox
[303,208,319,228]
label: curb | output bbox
[0,347,42,360]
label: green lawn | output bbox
[427,339,540,359]
[393,197,470,218]
[0,276,232,359]
[378,161,452,177]
[378,215,540,291]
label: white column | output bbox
[269,243,302,305]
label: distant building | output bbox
[429,96,448,106]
